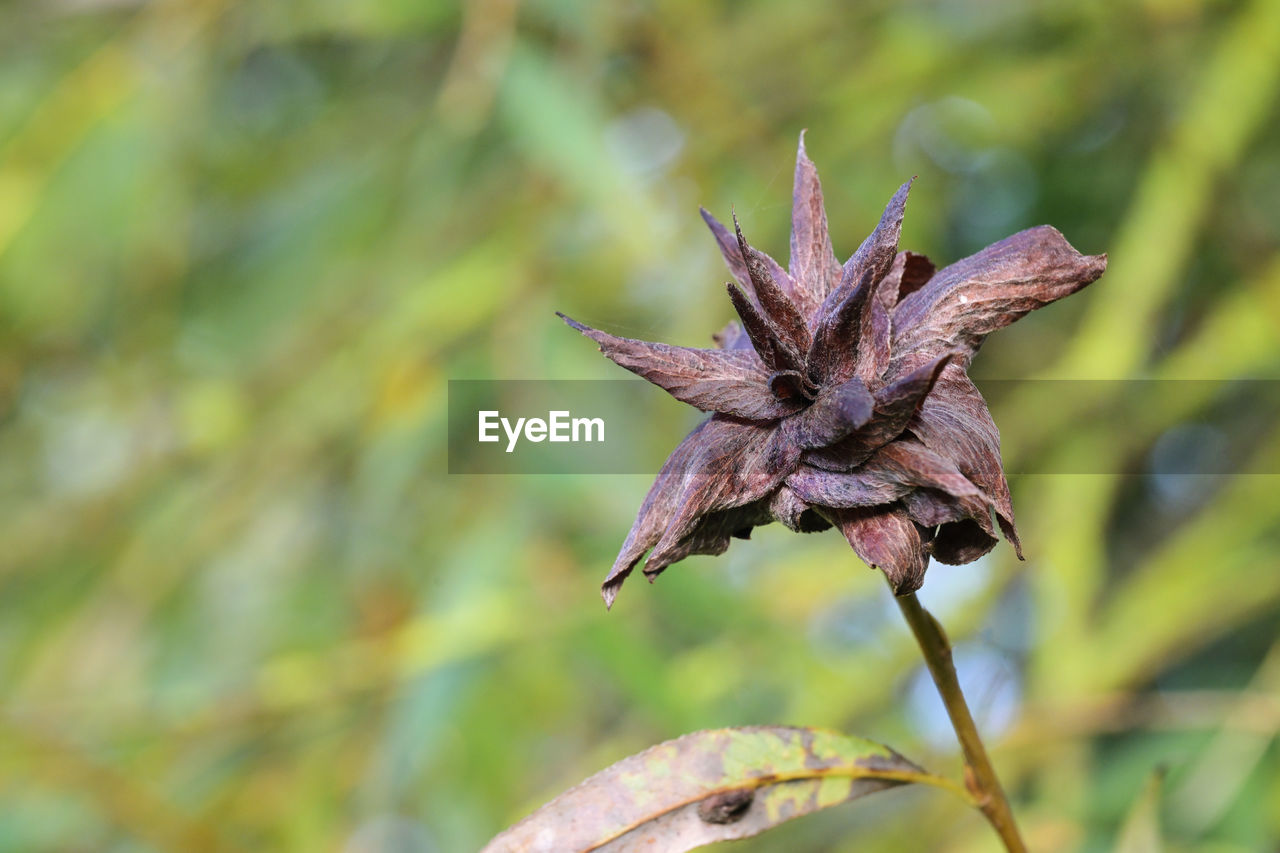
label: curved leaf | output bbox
[482,726,968,852]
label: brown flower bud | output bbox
[561,133,1107,608]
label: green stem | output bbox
[894,591,1028,853]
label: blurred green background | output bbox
[1,0,1278,851]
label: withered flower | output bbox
[562,134,1106,608]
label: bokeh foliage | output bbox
[0,0,1278,851]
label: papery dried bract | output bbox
[562,134,1106,605]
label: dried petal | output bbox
[788,131,843,317]
[876,251,936,310]
[932,519,999,564]
[856,296,891,386]
[768,486,831,533]
[902,488,992,529]
[804,352,953,471]
[822,504,932,594]
[905,364,1023,557]
[734,212,812,353]
[702,206,799,305]
[804,265,874,387]
[893,225,1107,363]
[902,488,999,565]
[560,140,1106,606]
[779,376,874,449]
[725,282,807,375]
[641,500,775,581]
[786,464,907,509]
[788,439,980,509]
[602,417,797,607]
[838,179,914,309]
[601,419,716,608]
[712,319,752,351]
[640,418,800,585]
[700,206,752,296]
[560,313,800,421]
[768,370,816,402]
[806,180,913,384]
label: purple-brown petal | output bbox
[904,363,1023,558]
[932,518,999,564]
[700,206,752,296]
[702,206,799,307]
[779,376,874,449]
[639,500,775,583]
[768,370,816,402]
[600,418,717,608]
[786,464,907,509]
[787,438,980,508]
[838,179,914,308]
[559,313,801,421]
[768,485,832,533]
[806,179,913,385]
[642,418,799,581]
[902,488,999,565]
[902,487,992,529]
[893,225,1107,363]
[822,504,932,594]
[856,296,892,387]
[803,352,954,471]
[725,282,806,375]
[876,251,936,310]
[734,212,812,353]
[804,265,874,387]
[788,131,843,318]
[712,319,752,351]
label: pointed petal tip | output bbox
[601,583,618,610]
[557,311,587,333]
[730,209,749,252]
[797,128,809,156]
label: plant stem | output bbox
[894,591,1028,853]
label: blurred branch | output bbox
[1006,689,1280,745]
[1017,0,1280,712]
[1054,0,1280,378]
[437,0,521,134]
[1167,638,1280,834]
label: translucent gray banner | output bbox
[447,379,1280,475]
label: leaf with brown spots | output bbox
[480,726,968,853]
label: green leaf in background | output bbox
[2,1,1279,849]
[1112,769,1165,853]
[481,725,969,852]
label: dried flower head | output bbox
[561,134,1106,608]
